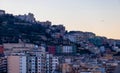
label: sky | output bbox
[0,0,120,39]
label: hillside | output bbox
[0,11,120,54]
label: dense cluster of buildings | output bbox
[0,43,59,73]
[0,10,120,73]
[0,42,120,73]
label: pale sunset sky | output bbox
[0,0,120,39]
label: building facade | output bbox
[7,55,27,73]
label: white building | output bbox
[27,46,46,73]
[52,56,59,72]
[0,10,5,15]
[62,46,73,53]
[89,47,100,54]
[16,13,36,23]
[28,55,46,73]
[46,54,59,73]
[68,35,76,42]
[66,33,84,43]
[46,54,53,73]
